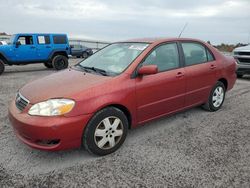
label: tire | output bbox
[0,59,5,75]
[52,55,68,70]
[202,81,226,112]
[82,52,88,59]
[237,73,243,78]
[83,107,128,156]
[44,62,53,69]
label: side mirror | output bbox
[15,41,21,48]
[138,65,158,76]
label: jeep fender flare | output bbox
[0,52,9,64]
[48,50,69,61]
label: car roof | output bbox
[122,37,206,44]
[13,33,67,36]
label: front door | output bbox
[135,43,186,123]
[13,35,38,62]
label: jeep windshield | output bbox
[9,35,16,44]
[77,42,149,76]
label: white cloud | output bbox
[0,0,249,44]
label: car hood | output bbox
[0,44,12,49]
[20,68,112,104]
[234,45,250,52]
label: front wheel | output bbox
[52,55,68,70]
[202,81,226,112]
[237,73,243,78]
[0,59,5,75]
[83,107,128,156]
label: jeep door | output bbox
[135,42,186,123]
[13,35,38,62]
[36,35,52,61]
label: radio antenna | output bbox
[178,22,188,38]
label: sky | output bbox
[0,0,249,44]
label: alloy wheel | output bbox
[94,116,124,150]
[212,86,224,108]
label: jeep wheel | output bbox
[52,55,68,70]
[0,59,5,75]
[44,62,53,69]
[82,52,88,59]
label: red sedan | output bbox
[9,38,236,155]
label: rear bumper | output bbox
[8,101,92,151]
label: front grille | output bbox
[238,52,250,56]
[238,58,250,64]
[15,92,29,111]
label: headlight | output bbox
[28,99,75,116]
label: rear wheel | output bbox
[44,62,53,68]
[0,59,5,75]
[83,107,128,156]
[202,81,226,112]
[82,52,88,59]
[52,55,68,70]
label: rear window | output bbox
[53,35,67,44]
[37,35,50,44]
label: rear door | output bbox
[180,42,217,107]
[135,42,186,123]
[36,35,51,61]
[52,35,70,54]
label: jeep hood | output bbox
[20,68,112,104]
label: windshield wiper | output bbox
[80,66,108,76]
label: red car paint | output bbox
[8,38,236,151]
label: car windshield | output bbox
[9,35,16,44]
[77,42,149,76]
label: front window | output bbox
[142,43,180,72]
[78,42,149,76]
[17,36,33,45]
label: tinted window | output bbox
[37,35,50,44]
[17,36,33,45]
[72,45,82,49]
[143,43,180,72]
[53,35,67,44]
[182,42,214,66]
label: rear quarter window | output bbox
[53,35,67,44]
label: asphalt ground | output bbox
[0,59,249,187]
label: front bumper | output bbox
[236,63,250,75]
[8,101,92,151]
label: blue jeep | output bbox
[0,33,70,75]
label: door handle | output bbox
[30,46,36,49]
[210,64,217,69]
[176,72,184,78]
[46,46,51,48]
